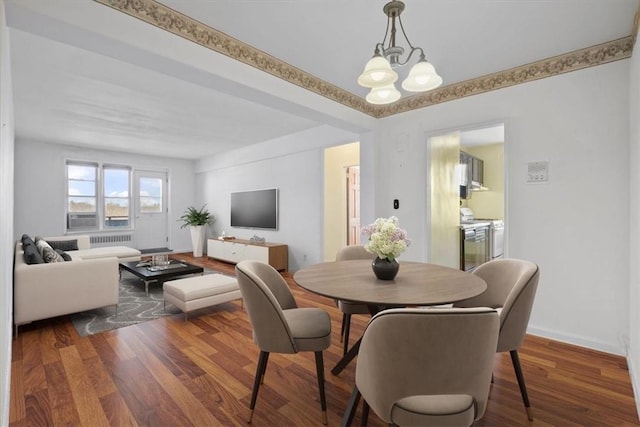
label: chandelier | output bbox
[357,0,443,105]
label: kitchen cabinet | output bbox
[460,151,484,199]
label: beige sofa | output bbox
[13,235,141,330]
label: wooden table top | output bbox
[293,260,487,306]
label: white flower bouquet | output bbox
[361,216,411,262]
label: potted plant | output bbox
[179,204,214,257]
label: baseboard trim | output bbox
[526,325,625,356]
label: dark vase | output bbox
[372,257,399,281]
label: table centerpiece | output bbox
[362,216,411,280]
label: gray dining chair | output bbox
[335,245,376,355]
[235,260,332,424]
[342,307,499,426]
[453,258,540,421]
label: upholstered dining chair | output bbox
[453,258,540,421]
[335,245,376,355]
[342,307,499,426]
[235,260,332,424]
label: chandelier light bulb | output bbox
[365,83,401,105]
[401,60,443,92]
[357,55,398,88]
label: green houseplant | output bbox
[179,205,214,257]
[178,204,214,228]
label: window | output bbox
[139,177,163,213]
[104,167,130,228]
[67,163,98,230]
[66,161,131,231]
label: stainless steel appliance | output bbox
[460,207,504,271]
[460,222,489,272]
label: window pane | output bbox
[104,169,129,197]
[105,198,129,227]
[68,164,96,181]
[68,197,96,212]
[68,180,96,196]
[140,177,162,197]
[104,168,130,228]
[140,197,162,213]
[140,177,163,212]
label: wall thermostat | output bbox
[527,161,549,183]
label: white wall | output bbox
[14,139,197,252]
[195,125,361,271]
[195,62,630,355]
[628,26,640,414]
[0,0,14,422]
[375,60,630,355]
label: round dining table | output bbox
[293,259,487,375]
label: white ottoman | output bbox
[163,274,241,320]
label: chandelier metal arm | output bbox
[381,15,391,48]
[393,46,424,67]
[397,14,416,49]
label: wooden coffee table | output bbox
[119,260,204,295]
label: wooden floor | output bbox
[9,254,640,426]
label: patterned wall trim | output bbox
[375,36,633,118]
[94,0,633,119]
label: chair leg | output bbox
[340,312,346,343]
[510,350,533,421]
[341,386,361,427]
[315,351,328,425]
[361,400,370,427]
[248,351,269,423]
[343,314,352,356]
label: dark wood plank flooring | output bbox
[9,254,640,426]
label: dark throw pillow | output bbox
[23,243,44,264]
[42,246,65,263]
[54,249,72,262]
[47,239,79,252]
[21,234,35,247]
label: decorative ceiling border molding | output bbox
[94,0,633,119]
[375,36,633,118]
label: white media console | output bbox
[207,238,288,271]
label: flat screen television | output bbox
[230,188,278,230]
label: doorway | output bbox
[347,166,361,246]
[427,123,505,269]
[323,142,360,261]
[134,170,169,251]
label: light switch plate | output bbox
[527,161,549,183]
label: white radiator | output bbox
[90,234,133,247]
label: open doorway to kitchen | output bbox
[323,142,360,262]
[427,123,505,270]
[459,124,505,271]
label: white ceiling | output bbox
[4,0,637,159]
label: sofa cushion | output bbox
[21,234,35,246]
[23,243,44,264]
[47,239,79,252]
[68,246,141,261]
[42,246,65,263]
[54,249,72,262]
[34,236,51,256]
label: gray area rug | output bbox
[70,270,215,336]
